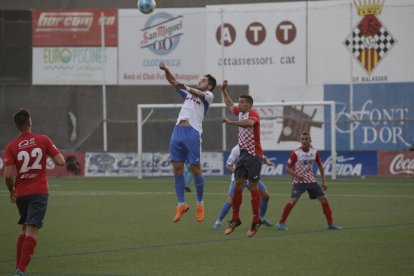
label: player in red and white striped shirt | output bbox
[221,80,263,238]
[276,131,342,231]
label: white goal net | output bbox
[137,101,337,179]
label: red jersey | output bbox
[233,106,263,158]
[4,132,60,197]
[286,146,322,184]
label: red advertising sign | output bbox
[33,9,118,46]
[0,151,85,177]
[378,151,414,176]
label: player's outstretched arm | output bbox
[222,117,255,128]
[221,80,234,112]
[159,62,185,89]
[159,62,206,98]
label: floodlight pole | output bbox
[100,12,108,152]
[220,9,227,152]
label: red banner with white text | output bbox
[33,9,118,46]
[378,151,414,176]
[0,151,85,177]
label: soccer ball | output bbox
[137,0,156,14]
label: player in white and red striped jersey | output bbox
[275,131,342,231]
[221,80,263,238]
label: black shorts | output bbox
[16,194,48,228]
[234,150,262,182]
[291,182,325,199]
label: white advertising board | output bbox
[33,47,118,85]
[118,8,206,85]
[206,2,307,87]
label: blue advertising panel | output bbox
[319,151,378,176]
[224,150,378,177]
[324,83,414,150]
[223,151,291,176]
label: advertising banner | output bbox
[0,151,84,177]
[325,83,414,150]
[206,3,306,86]
[47,152,85,176]
[33,47,118,85]
[33,9,118,46]
[223,150,377,177]
[319,151,378,176]
[308,0,414,84]
[0,151,5,176]
[223,151,291,177]
[85,152,223,177]
[85,152,138,177]
[378,151,414,176]
[118,8,206,85]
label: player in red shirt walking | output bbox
[4,108,65,276]
[275,131,342,231]
[221,80,264,237]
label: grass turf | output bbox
[0,176,413,275]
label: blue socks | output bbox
[218,201,232,221]
[194,175,205,203]
[174,175,185,203]
[260,198,268,219]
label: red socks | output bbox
[17,236,37,273]
[231,187,243,221]
[322,202,333,225]
[250,189,260,224]
[279,202,294,224]
[16,234,26,268]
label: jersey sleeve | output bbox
[3,145,15,166]
[175,88,188,100]
[44,136,60,158]
[315,151,323,166]
[248,110,259,124]
[232,106,240,116]
[286,151,297,169]
[226,145,240,166]
[203,91,214,105]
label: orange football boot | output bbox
[173,203,189,222]
[196,204,204,222]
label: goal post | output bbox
[137,101,336,179]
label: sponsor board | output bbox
[319,151,378,176]
[85,152,223,177]
[85,152,138,176]
[33,9,118,46]
[223,151,290,177]
[0,151,84,177]
[223,150,377,177]
[118,9,206,85]
[33,47,117,85]
[379,151,414,176]
[206,2,306,86]
[325,83,414,150]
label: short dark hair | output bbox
[240,95,254,105]
[13,108,31,131]
[205,74,216,91]
[301,131,310,137]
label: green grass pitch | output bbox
[1,176,413,275]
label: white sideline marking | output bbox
[0,191,413,198]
